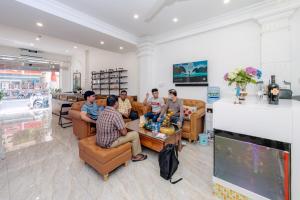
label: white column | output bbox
[256,10,295,86]
[137,41,155,101]
[85,49,90,90]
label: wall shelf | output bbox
[91,69,128,96]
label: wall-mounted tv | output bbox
[173,60,208,84]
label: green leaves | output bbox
[0,90,4,101]
[225,68,258,87]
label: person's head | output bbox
[151,88,159,98]
[120,90,127,100]
[84,91,96,103]
[107,95,119,109]
[168,89,177,101]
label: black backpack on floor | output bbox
[158,144,183,184]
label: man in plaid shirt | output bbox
[96,95,147,162]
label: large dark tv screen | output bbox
[173,60,208,83]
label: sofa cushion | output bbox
[182,121,191,133]
[79,136,131,164]
[183,105,197,120]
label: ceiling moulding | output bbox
[16,0,139,45]
[153,0,300,45]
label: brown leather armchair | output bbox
[181,99,206,142]
[69,99,106,139]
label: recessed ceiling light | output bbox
[133,14,139,19]
[172,18,178,23]
[36,22,43,27]
[30,43,34,47]
[35,35,41,41]
[224,0,231,4]
[100,41,104,45]
[73,46,78,49]
[119,46,124,50]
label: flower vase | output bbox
[239,85,248,101]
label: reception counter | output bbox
[213,98,300,200]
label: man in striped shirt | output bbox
[96,95,147,162]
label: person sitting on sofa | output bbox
[118,90,138,120]
[143,88,165,122]
[80,91,104,124]
[158,89,184,128]
[96,95,147,162]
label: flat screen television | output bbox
[173,60,208,84]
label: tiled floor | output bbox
[0,108,217,200]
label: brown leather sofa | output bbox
[79,136,131,181]
[69,97,147,140]
[180,99,206,142]
[143,98,206,142]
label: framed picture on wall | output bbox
[73,72,81,91]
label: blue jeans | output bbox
[144,112,161,122]
[170,116,184,127]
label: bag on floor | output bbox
[158,144,183,184]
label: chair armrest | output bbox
[190,108,205,139]
[190,108,205,120]
[69,110,93,139]
[68,110,81,120]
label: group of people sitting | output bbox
[79,88,184,162]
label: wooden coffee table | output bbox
[126,119,182,152]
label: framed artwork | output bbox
[73,72,81,91]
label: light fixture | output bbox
[133,14,139,19]
[73,46,78,49]
[30,43,34,47]
[172,17,178,23]
[119,46,124,50]
[35,35,42,41]
[100,41,104,45]
[36,22,43,27]
[224,0,231,4]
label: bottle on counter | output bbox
[268,75,280,105]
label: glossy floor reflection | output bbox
[0,113,217,200]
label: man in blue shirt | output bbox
[80,91,104,124]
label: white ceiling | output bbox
[0,0,137,53]
[56,0,264,36]
[0,0,270,53]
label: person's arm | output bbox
[127,99,132,116]
[158,100,168,121]
[120,128,127,136]
[143,93,150,106]
[80,104,96,123]
[80,111,96,123]
[114,113,127,136]
[159,98,165,113]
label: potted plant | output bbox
[0,90,4,103]
[50,88,62,99]
[224,67,262,102]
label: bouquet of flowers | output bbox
[224,67,262,89]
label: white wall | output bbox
[147,9,300,101]
[152,21,261,100]
[71,47,138,95]
[291,10,300,96]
